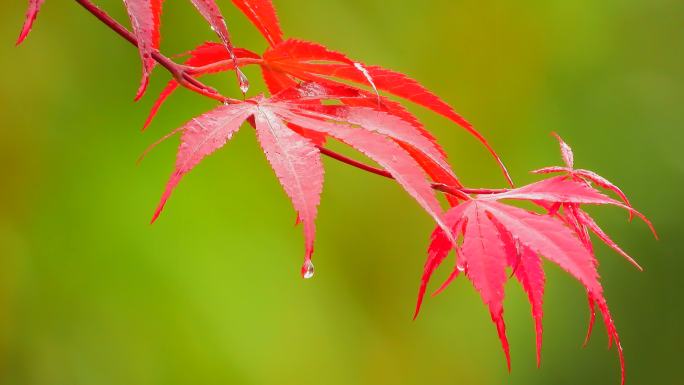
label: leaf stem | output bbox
[317,147,507,198]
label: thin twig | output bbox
[317,147,507,198]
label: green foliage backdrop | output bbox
[0,0,682,384]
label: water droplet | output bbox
[456,263,465,272]
[301,260,315,279]
[237,69,250,94]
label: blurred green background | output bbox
[1,0,682,384]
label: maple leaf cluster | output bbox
[17,1,657,383]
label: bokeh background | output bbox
[1,0,682,384]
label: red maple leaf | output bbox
[415,137,655,385]
[151,82,459,276]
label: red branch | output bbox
[74,0,509,199]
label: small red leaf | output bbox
[143,80,178,131]
[262,39,512,185]
[17,0,45,45]
[536,134,633,213]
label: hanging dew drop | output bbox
[239,82,250,94]
[301,260,315,279]
[237,69,250,94]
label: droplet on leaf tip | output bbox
[237,69,250,94]
[301,260,315,279]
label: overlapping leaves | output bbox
[415,137,655,385]
[149,82,459,274]
[17,1,656,384]
[142,38,512,185]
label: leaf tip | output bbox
[134,73,151,102]
[413,282,428,321]
[15,33,28,46]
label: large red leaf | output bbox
[484,201,626,382]
[262,39,512,185]
[16,0,45,45]
[417,196,629,383]
[230,0,283,46]
[271,82,462,194]
[123,0,163,100]
[253,106,324,276]
[152,86,460,276]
